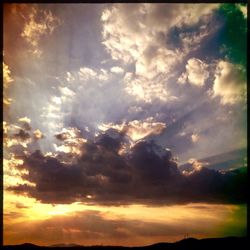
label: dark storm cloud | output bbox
[7,144,27,158]
[8,129,247,205]
[128,140,178,185]
[13,129,31,141]
[95,128,125,152]
[55,133,68,141]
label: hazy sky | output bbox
[3,3,247,246]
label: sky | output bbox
[3,3,247,246]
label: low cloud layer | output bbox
[7,128,246,205]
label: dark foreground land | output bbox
[3,237,248,250]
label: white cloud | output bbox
[135,47,182,80]
[212,61,246,105]
[18,117,31,124]
[110,66,124,74]
[101,4,185,75]
[79,67,97,81]
[101,4,218,65]
[101,4,218,102]
[99,117,166,142]
[65,67,110,85]
[124,73,169,103]
[178,58,209,87]
[101,5,144,64]
[51,96,62,105]
[59,87,75,97]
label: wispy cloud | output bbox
[3,62,13,107]
[21,5,62,57]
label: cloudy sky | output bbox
[3,3,247,246]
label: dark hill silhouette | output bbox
[3,237,248,250]
[50,244,83,248]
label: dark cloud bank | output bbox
[8,129,246,205]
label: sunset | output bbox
[3,3,247,247]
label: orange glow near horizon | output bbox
[4,189,247,246]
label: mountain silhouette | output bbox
[2,237,248,250]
